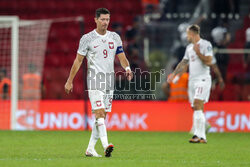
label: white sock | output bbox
[87,121,99,150]
[190,111,196,134]
[96,118,108,149]
[194,110,206,139]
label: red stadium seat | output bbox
[210,85,223,101]
[241,85,250,101]
[222,84,242,101]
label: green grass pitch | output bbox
[0,131,249,167]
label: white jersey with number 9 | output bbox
[77,29,124,91]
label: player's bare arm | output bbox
[117,52,133,81]
[167,59,189,83]
[211,63,225,89]
[177,65,188,76]
[65,53,85,94]
[193,44,212,66]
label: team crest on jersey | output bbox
[96,101,102,107]
[108,42,114,49]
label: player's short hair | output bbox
[95,8,110,18]
[188,24,200,34]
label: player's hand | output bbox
[167,73,175,84]
[218,78,225,90]
[126,69,133,81]
[193,43,201,55]
[65,81,73,94]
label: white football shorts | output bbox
[188,77,212,107]
[88,90,113,113]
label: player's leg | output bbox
[204,85,212,133]
[191,99,206,143]
[189,79,211,143]
[190,106,211,135]
[86,118,101,157]
[189,107,195,134]
[85,90,105,157]
[102,90,114,157]
[95,108,115,157]
[95,108,109,148]
[188,81,196,134]
[189,94,209,136]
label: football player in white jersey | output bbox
[168,24,213,143]
[189,56,225,134]
[65,8,133,157]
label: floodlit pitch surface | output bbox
[0,131,249,167]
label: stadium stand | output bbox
[0,0,143,99]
